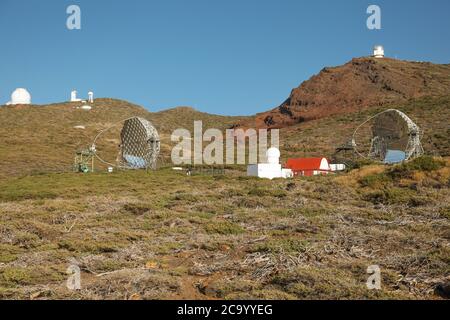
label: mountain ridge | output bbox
[237,57,450,129]
[0,98,248,178]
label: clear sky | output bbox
[1,0,449,115]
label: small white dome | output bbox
[267,147,280,158]
[10,88,31,105]
[81,105,92,110]
[373,45,385,58]
[266,147,280,164]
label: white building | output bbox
[71,90,94,103]
[330,163,346,172]
[247,148,293,180]
[71,90,81,102]
[88,91,94,103]
[6,88,31,105]
[373,45,385,58]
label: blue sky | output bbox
[1,0,449,115]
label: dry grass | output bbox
[0,159,448,300]
[0,98,247,178]
[0,96,449,300]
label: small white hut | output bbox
[247,148,293,180]
[71,90,81,102]
[373,45,385,58]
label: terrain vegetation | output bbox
[0,57,449,300]
[0,99,248,178]
[0,157,448,299]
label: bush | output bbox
[359,156,446,188]
[359,173,392,188]
[252,239,310,254]
[204,221,244,235]
[440,207,450,219]
[248,187,287,198]
[388,156,445,179]
[123,203,151,215]
[247,188,268,197]
[363,188,414,205]
[0,268,31,285]
[351,159,377,170]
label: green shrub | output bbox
[0,268,31,285]
[205,221,244,235]
[122,203,151,215]
[359,173,392,188]
[407,196,429,207]
[351,159,377,170]
[248,188,287,198]
[388,156,445,179]
[363,188,414,205]
[440,206,450,219]
[252,239,310,254]
[247,188,268,197]
[0,267,65,287]
[359,156,446,189]
[0,244,21,263]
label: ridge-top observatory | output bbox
[373,45,385,58]
[6,88,32,105]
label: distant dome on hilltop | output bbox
[7,88,32,105]
[373,45,385,58]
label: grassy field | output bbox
[1,96,449,179]
[0,95,449,300]
[0,157,448,299]
[0,98,248,178]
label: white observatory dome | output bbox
[266,147,281,164]
[9,88,31,105]
[373,45,385,58]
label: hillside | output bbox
[0,99,247,178]
[238,58,450,129]
[279,95,450,162]
[1,94,449,179]
[0,157,448,299]
[0,73,449,301]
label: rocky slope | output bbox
[238,57,450,129]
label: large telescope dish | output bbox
[352,109,424,163]
[92,117,160,170]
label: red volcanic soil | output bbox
[237,57,450,129]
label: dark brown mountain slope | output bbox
[239,57,450,129]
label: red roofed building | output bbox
[285,157,331,177]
